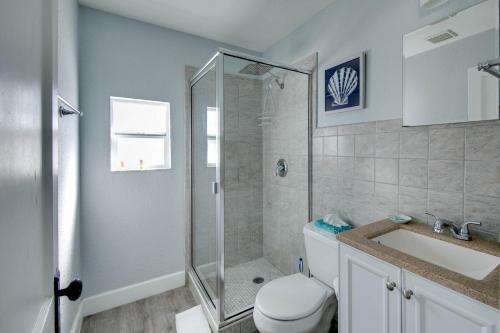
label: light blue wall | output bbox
[263,0,485,127]
[79,7,259,296]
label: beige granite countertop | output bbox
[336,219,500,309]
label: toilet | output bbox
[253,223,340,333]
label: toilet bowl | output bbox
[253,273,336,333]
[254,223,341,333]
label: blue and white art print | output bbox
[325,53,365,112]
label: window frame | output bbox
[110,96,171,172]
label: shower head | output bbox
[239,63,285,89]
[239,63,273,75]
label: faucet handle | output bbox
[426,212,452,234]
[460,221,482,238]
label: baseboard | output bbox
[32,297,53,333]
[82,270,185,317]
[70,301,84,333]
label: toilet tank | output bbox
[303,223,339,287]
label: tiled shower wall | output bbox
[262,70,310,275]
[312,118,500,241]
[224,76,264,267]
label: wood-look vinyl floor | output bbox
[80,285,337,333]
[80,286,198,333]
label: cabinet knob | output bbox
[386,281,396,291]
[403,289,413,299]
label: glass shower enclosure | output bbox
[189,49,312,326]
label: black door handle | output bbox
[54,270,83,333]
[57,279,83,301]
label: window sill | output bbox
[110,166,172,172]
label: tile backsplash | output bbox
[313,118,500,241]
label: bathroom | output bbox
[1,0,499,332]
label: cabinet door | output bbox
[339,244,401,333]
[403,271,499,333]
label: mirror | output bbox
[403,0,499,126]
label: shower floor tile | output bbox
[223,257,283,317]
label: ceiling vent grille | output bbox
[426,29,458,44]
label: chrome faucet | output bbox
[425,212,482,241]
[449,221,482,241]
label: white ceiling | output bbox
[78,0,335,52]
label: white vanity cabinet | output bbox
[339,244,402,333]
[402,271,499,333]
[339,243,500,333]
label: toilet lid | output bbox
[255,273,327,321]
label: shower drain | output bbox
[252,277,264,284]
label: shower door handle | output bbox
[211,181,219,195]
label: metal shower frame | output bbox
[188,48,313,329]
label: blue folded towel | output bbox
[313,219,353,234]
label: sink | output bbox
[372,229,500,280]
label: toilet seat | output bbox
[253,299,324,333]
[255,273,327,321]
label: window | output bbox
[207,107,218,167]
[110,97,171,171]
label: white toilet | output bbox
[253,223,340,333]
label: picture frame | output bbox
[324,52,365,113]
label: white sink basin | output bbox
[373,229,500,280]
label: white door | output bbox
[0,0,58,332]
[339,244,402,333]
[402,270,499,333]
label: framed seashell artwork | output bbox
[324,52,365,113]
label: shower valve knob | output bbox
[275,159,288,177]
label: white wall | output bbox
[263,0,485,127]
[57,0,81,331]
[79,7,260,297]
[0,0,54,331]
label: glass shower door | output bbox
[190,50,311,324]
[191,63,219,307]
[221,54,310,319]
